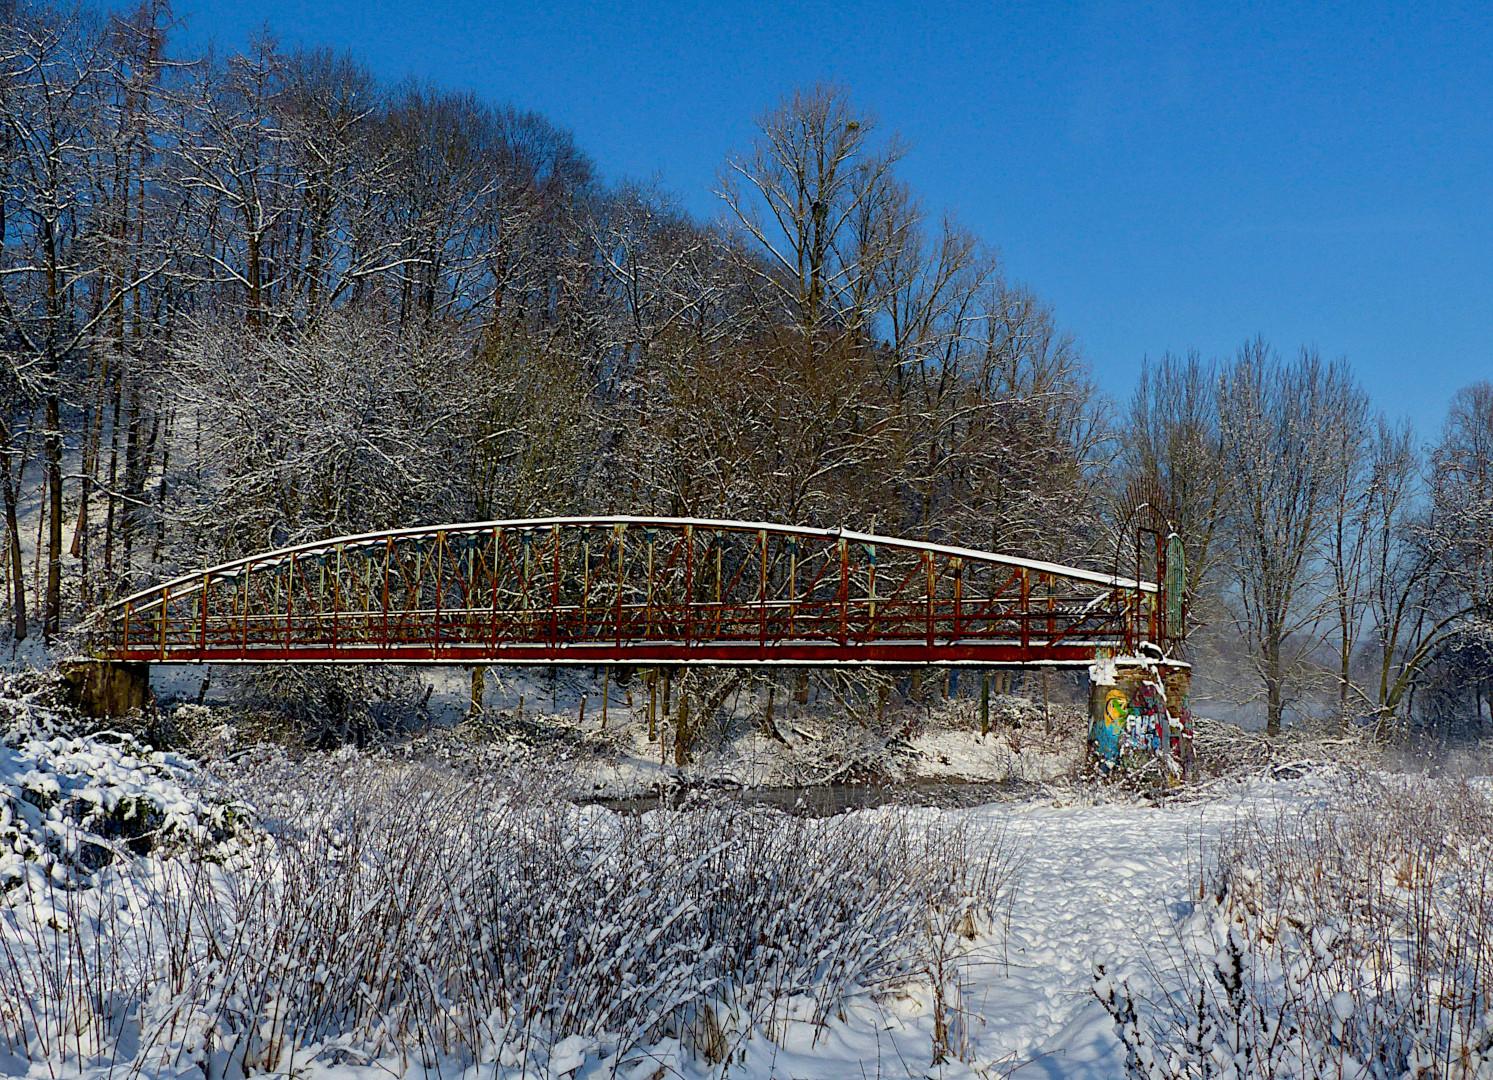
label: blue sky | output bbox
[176,1,1492,439]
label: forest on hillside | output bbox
[0,0,1488,732]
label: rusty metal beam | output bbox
[91,517,1176,669]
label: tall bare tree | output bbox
[0,3,166,635]
[1216,341,1367,734]
[718,83,905,345]
[1119,350,1229,605]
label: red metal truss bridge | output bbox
[91,517,1179,668]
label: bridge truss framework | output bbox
[91,517,1179,669]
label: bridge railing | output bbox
[93,517,1167,666]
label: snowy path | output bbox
[957,799,1222,1078]
[721,785,1307,1080]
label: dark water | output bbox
[582,776,1046,818]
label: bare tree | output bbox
[1119,350,1229,605]
[164,310,479,559]
[1435,383,1493,605]
[1320,381,1375,720]
[1414,382,1493,724]
[959,281,1106,564]
[171,33,300,328]
[718,83,906,344]
[0,3,168,635]
[1356,419,1427,722]
[1216,341,1366,734]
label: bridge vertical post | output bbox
[787,538,797,638]
[1130,583,1140,654]
[550,525,561,646]
[241,561,252,651]
[332,544,342,655]
[1019,569,1030,659]
[614,524,626,649]
[952,558,963,641]
[1157,533,1168,648]
[838,538,848,647]
[579,536,590,635]
[758,530,768,653]
[199,574,209,656]
[521,533,531,636]
[1151,529,1163,646]
[498,522,510,651]
[382,538,392,650]
[925,551,934,653]
[1046,573,1056,641]
[285,555,295,655]
[434,531,445,657]
[159,585,169,661]
[645,532,655,640]
[683,524,693,656]
[359,550,371,628]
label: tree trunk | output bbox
[44,393,63,640]
[1338,637,1352,732]
[2,451,27,641]
[102,366,123,594]
[1265,637,1284,736]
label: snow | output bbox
[573,779,1319,1080]
[813,783,1318,1079]
[6,668,1388,1080]
[3,693,1344,1080]
[0,678,244,891]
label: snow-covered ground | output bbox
[934,791,1255,1077]
[22,667,1460,1080]
[5,672,1344,1080]
[710,781,1325,1080]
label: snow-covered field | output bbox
[5,672,1489,1080]
[633,788,1279,1080]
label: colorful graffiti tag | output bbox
[1090,668,1193,771]
[1130,682,1165,752]
[1091,687,1129,762]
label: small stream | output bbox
[582,775,1047,817]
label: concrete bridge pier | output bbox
[1087,657,1195,779]
[61,660,152,718]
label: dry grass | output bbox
[0,755,1015,1077]
[1099,775,1493,1078]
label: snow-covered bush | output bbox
[1189,714,1380,780]
[223,664,432,748]
[1097,776,1493,1079]
[0,674,245,891]
[1,754,1015,1077]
